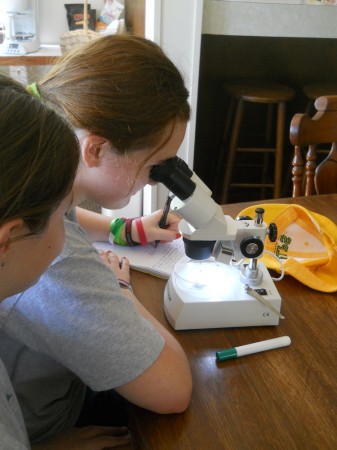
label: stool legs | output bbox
[274,102,285,198]
[220,99,244,204]
[214,96,236,188]
[220,99,287,203]
[261,104,274,198]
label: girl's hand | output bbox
[138,210,181,244]
[99,250,131,284]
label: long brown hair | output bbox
[0,75,79,233]
[38,34,190,153]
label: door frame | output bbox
[143,0,204,213]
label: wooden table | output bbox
[126,194,337,450]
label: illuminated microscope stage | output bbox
[164,257,282,330]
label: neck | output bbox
[71,166,91,207]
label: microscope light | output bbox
[174,257,239,300]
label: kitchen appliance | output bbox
[2,0,39,55]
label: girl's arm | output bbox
[76,207,181,244]
[76,207,111,242]
[99,251,192,414]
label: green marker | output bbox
[216,336,291,362]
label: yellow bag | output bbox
[238,204,337,293]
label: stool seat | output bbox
[223,80,295,104]
[218,80,295,204]
[303,82,337,100]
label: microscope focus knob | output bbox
[240,236,264,259]
[268,223,277,242]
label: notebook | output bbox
[94,238,186,279]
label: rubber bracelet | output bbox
[114,225,127,246]
[135,217,148,245]
[125,218,136,247]
[109,218,127,246]
[118,278,133,292]
[110,217,126,235]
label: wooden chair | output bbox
[290,95,337,197]
[302,81,337,115]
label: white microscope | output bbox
[150,157,283,330]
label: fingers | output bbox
[119,256,129,269]
[99,250,120,269]
[165,212,181,228]
[140,211,181,243]
[98,250,119,262]
[151,211,180,229]
[155,229,182,243]
[98,251,131,283]
[99,251,127,267]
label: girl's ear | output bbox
[81,135,110,168]
[0,219,25,257]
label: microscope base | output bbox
[164,262,282,330]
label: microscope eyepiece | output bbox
[150,157,195,200]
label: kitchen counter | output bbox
[0,45,61,65]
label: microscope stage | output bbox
[164,259,282,330]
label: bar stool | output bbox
[303,81,337,115]
[218,80,295,204]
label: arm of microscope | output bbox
[150,156,277,265]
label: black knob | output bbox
[268,223,277,242]
[240,236,264,259]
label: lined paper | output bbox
[94,238,186,279]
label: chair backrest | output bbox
[290,95,337,197]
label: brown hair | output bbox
[0,74,79,234]
[38,34,190,153]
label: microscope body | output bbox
[150,157,282,330]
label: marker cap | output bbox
[216,347,237,361]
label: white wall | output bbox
[203,0,337,38]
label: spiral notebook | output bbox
[94,238,186,279]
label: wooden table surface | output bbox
[126,194,337,450]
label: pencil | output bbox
[154,194,173,248]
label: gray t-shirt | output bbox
[0,212,164,442]
[0,359,29,449]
